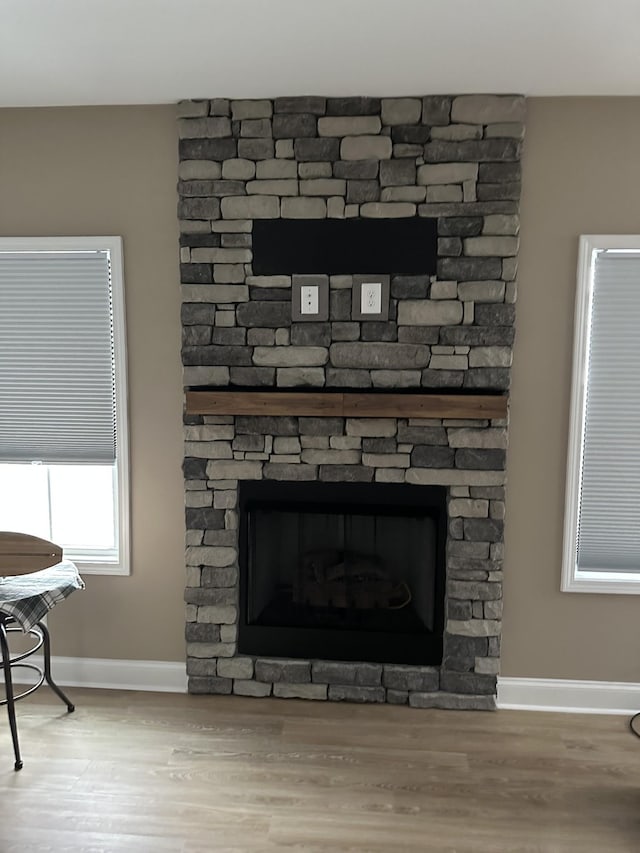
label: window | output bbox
[562,235,640,593]
[0,237,129,575]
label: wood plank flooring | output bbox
[0,687,639,852]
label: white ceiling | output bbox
[2,0,640,108]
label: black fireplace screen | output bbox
[238,481,446,666]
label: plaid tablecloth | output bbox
[0,560,84,632]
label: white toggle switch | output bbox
[300,284,319,315]
[361,281,382,314]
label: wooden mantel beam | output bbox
[185,391,508,420]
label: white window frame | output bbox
[0,236,130,576]
[562,234,640,594]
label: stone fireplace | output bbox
[179,94,523,709]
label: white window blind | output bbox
[0,250,116,463]
[576,250,640,574]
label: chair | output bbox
[0,532,84,770]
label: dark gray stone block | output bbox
[411,446,455,468]
[437,237,462,256]
[212,328,245,345]
[275,96,327,115]
[398,327,440,345]
[333,160,379,179]
[390,125,430,144]
[362,438,396,453]
[255,659,311,683]
[449,517,464,539]
[229,367,275,387]
[185,623,221,642]
[183,326,211,346]
[463,368,511,390]
[379,159,417,186]
[462,517,504,542]
[397,425,447,445]
[382,666,439,692]
[299,417,345,435]
[179,138,237,160]
[474,304,516,325]
[328,685,386,703]
[319,465,374,482]
[440,672,497,695]
[185,507,225,530]
[236,301,291,328]
[183,457,207,479]
[361,323,398,342]
[421,369,464,388]
[180,233,222,248]
[439,326,514,346]
[232,434,264,451]
[182,345,252,366]
[346,180,380,203]
[390,275,430,299]
[444,634,488,658]
[291,323,332,347]
[273,113,317,138]
[237,138,274,159]
[263,463,318,481]
[201,566,238,587]
[186,658,218,676]
[477,183,522,202]
[421,96,452,125]
[456,449,506,471]
[448,600,472,620]
[180,264,213,284]
[188,676,233,695]
[178,198,220,220]
[294,138,340,161]
[179,179,246,197]
[312,661,382,686]
[386,690,409,705]
[438,257,502,281]
[236,415,299,435]
[326,97,381,115]
[478,162,522,183]
[424,139,521,163]
[330,290,351,321]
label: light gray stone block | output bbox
[299,179,346,196]
[447,619,501,637]
[418,163,478,185]
[360,202,416,217]
[409,692,495,710]
[217,657,254,679]
[233,679,272,697]
[197,605,237,624]
[231,100,273,119]
[381,98,422,125]
[281,197,327,218]
[179,160,223,180]
[328,685,386,703]
[464,236,519,257]
[397,300,463,326]
[273,683,328,700]
[340,136,392,160]
[451,95,526,125]
[253,346,329,367]
[221,196,280,219]
[256,159,298,179]
[331,342,429,369]
[318,116,381,136]
[312,661,382,686]
[205,460,263,480]
[449,499,489,518]
[185,546,236,567]
[383,666,439,692]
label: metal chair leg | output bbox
[38,621,74,712]
[0,618,23,771]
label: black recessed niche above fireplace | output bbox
[238,481,446,666]
[252,218,438,275]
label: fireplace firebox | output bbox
[238,481,447,666]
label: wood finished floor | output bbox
[0,688,639,852]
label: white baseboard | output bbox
[29,655,188,693]
[497,676,640,715]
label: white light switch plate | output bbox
[360,281,382,314]
[301,284,319,315]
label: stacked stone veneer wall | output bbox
[178,94,524,708]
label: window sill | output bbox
[71,559,130,577]
[561,570,640,595]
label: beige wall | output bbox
[0,106,185,661]
[502,97,640,680]
[3,99,640,680]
